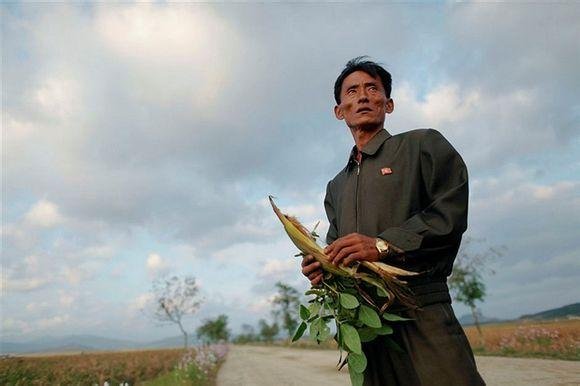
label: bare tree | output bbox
[152,275,202,349]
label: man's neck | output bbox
[349,126,383,152]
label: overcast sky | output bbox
[2,3,579,342]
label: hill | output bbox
[0,334,198,355]
[519,302,580,320]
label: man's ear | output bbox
[334,105,344,120]
[385,98,394,114]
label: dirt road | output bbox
[217,345,580,386]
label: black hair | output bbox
[333,56,392,104]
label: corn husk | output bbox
[269,196,418,310]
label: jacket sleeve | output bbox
[324,181,339,245]
[378,129,468,253]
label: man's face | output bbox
[334,70,393,130]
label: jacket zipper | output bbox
[355,159,361,233]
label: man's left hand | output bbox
[324,233,380,266]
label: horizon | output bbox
[2,3,579,343]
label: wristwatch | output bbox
[375,238,391,258]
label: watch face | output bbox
[376,239,388,253]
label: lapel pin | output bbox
[381,167,393,175]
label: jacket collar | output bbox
[347,129,392,168]
[360,128,392,156]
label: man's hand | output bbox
[301,254,324,285]
[324,233,380,266]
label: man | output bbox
[301,57,485,386]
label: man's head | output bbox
[334,57,394,131]
[334,57,392,105]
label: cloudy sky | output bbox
[2,3,579,342]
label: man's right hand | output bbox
[301,254,324,285]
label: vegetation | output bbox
[0,345,229,386]
[0,348,183,385]
[449,237,503,344]
[152,276,202,349]
[233,324,258,344]
[272,281,301,339]
[464,319,579,361]
[270,197,416,386]
[258,319,280,343]
[196,315,231,344]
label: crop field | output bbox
[0,344,228,386]
[0,348,184,385]
[463,319,580,360]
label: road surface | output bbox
[217,345,580,386]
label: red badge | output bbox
[381,167,393,175]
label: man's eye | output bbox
[369,86,377,92]
[347,89,356,95]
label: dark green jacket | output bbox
[324,128,468,284]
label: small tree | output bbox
[152,275,202,349]
[449,237,504,345]
[258,319,279,343]
[271,281,300,339]
[234,323,258,344]
[196,314,230,344]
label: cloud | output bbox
[1,3,578,340]
[146,253,170,278]
[24,199,64,228]
[258,259,295,279]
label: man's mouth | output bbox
[356,107,372,113]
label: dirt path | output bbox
[217,345,580,386]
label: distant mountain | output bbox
[0,334,140,355]
[139,334,198,349]
[519,302,580,320]
[458,313,504,326]
[0,333,199,355]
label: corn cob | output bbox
[269,196,418,309]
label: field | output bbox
[0,345,227,386]
[463,318,580,360]
[273,318,579,361]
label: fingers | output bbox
[301,255,321,277]
[310,272,324,286]
[301,254,315,268]
[331,245,359,266]
[343,253,364,267]
[324,233,358,257]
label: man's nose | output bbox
[358,88,369,103]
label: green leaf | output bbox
[308,302,321,317]
[340,293,360,309]
[348,352,367,373]
[318,321,331,342]
[376,325,394,335]
[358,305,382,328]
[305,288,324,296]
[340,323,362,354]
[309,318,320,341]
[349,367,364,386]
[382,313,411,322]
[292,322,307,342]
[299,304,310,321]
[376,286,389,298]
[357,327,378,343]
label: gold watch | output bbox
[375,238,390,257]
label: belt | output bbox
[408,281,451,307]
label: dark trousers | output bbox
[362,302,486,386]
